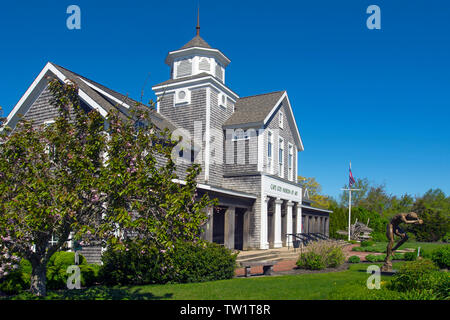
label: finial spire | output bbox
[196,4,200,36]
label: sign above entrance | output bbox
[262,175,302,202]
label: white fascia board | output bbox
[79,78,131,109]
[263,91,304,151]
[171,179,257,199]
[165,47,231,67]
[78,90,108,118]
[152,76,239,101]
[5,62,60,128]
[4,62,109,129]
[222,121,263,129]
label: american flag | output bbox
[349,162,356,187]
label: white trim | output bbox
[295,145,298,183]
[267,129,274,174]
[152,74,239,102]
[257,128,264,172]
[4,62,109,129]
[204,87,211,182]
[278,136,284,179]
[263,92,304,151]
[165,47,231,67]
[78,90,108,118]
[79,78,131,109]
[171,179,257,199]
[288,142,294,181]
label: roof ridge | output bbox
[239,90,285,100]
[50,62,144,107]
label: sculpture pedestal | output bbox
[381,260,392,272]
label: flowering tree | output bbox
[0,79,214,296]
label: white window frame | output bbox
[174,88,191,105]
[232,129,249,141]
[278,137,284,178]
[279,110,283,129]
[267,129,273,174]
[288,143,294,181]
[218,92,227,109]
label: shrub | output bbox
[365,254,384,262]
[388,259,439,292]
[348,256,360,263]
[296,241,345,270]
[99,244,164,286]
[46,251,90,290]
[370,232,387,242]
[99,241,237,286]
[297,252,325,270]
[360,240,374,247]
[431,246,450,269]
[167,241,237,283]
[404,252,418,261]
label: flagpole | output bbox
[342,161,361,241]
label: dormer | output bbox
[165,35,231,83]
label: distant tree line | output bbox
[299,176,450,242]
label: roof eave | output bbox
[165,47,231,67]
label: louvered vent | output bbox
[199,58,210,71]
[215,64,223,81]
[177,59,192,77]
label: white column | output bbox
[286,201,294,246]
[260,196,269,249]
[274,198,283,248]
[296,204,302,234]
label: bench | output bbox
[240,261,278,277]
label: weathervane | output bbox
[196,4,200,36]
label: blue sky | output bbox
[0,0,449,200]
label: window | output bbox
[279,110,283,129]
[288,143,293,181]
[267,130,273,173]
[218,93,227,109]
[174,89,190,105]
[278,137,284,178]
[177,59,192,77]
[232,129,247,141]
[199,57,210,71]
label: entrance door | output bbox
[234,208,245,250]
[212,207,225,244]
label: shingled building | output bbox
[4,31,331,253]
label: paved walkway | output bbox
[234,243,389,277]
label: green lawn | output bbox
[7,263,409,300]
[354,241,448,253]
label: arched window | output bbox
[199,58,210,72]
[177,59,192,77]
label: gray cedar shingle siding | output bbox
[159,88,207,182]
[23,85,60,126]
[263,96,297,180]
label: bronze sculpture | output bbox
[381,212,423,272]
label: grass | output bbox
[6,262,410,300]
[352,241,448,253]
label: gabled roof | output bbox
[4,62,177,133]
[180,35,212,50]
[223,90,304,151]
[224,91,285,127]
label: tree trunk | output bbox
[30,262,47,296]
